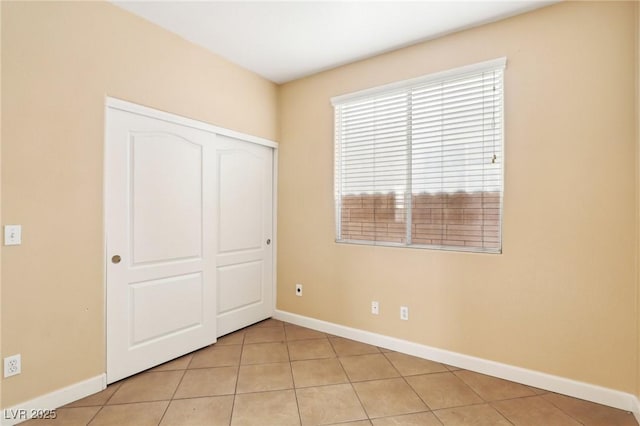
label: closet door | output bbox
[106,106,217,383]
[215,134,274,337]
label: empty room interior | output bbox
[1,0,640,425]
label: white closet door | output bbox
[215,134,274,337]
[106,107,217,383]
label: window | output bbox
[332,58,505,253]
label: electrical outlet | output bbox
[400,306,409,321]
[371,301,379,315]
[4,354,21,378]
[295,284,303,297]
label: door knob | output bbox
[111,255,122,264]
[266,239,271,245]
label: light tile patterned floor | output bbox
[24,319,638,425]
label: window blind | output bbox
[333,58,505,253]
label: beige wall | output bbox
[0,1,277,407]
[637,0,640,400]
[278,1,638,393]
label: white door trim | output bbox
[106,97,278,150]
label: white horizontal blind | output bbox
[335,91,410,244]
[334,58,505,253]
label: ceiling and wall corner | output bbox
[112,0,557,84]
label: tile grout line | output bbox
[82,390,113,425]
[532,394,587,426]
[85,378,125,425]
[447,367,520,424]
[329,337,372,423]
[155,367,189,425]
[441,370,515,425]
[228,329,248,426]
[487,396,548,426]
[376,351,511,425]
[84,404,103,425]
[285,327,304,426]
[450,369,489,405]
[380,350,439,418]
[487,400,520,426]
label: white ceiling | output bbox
[114,1,555,84]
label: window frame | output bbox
[332,57,506,254]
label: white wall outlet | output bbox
[371,301,379,315]
[4,354,21,378]
[400,306,409,321]
[4,225,22,246]
[295,283,303,297]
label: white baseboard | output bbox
[274,309,638,414]
[1,374,106,426]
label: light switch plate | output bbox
[4,225,22,245]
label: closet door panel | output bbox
[106,106,216,383]
[215,134,274,336]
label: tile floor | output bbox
[24,319,638,425]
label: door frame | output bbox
[103,97,278,376]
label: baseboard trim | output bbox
[1,374,106,426]
[274,309,637,413]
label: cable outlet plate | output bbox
[295,284,303,297]
[4,225,21,246]
[4,354,21,378]
[371,301,379,315]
